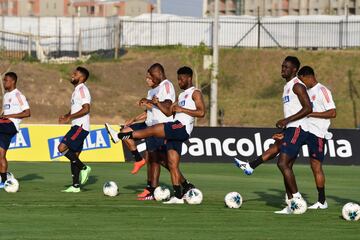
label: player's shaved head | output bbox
[148,63,166,83]
[298,66,315,77]
[76,67,89,81]
[284,56,300,71]
[177,66,193,78]
[5,72,17,83]
[148,63,165,75]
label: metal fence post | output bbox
[257,8,260,48]
[339,20,343,49]
[295,20,299,50]
[78,29,82,58]
[114,22,120,59]
[27,34,32,57]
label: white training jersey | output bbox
[174,86,197,135]
[145,87,156,126]
[2,88,30,131]
[282,77,309,131]
[307,83,336,138]
[71,83,91,131]
[148,79,175,126]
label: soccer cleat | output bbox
[308,201,328,210]
[61,186,80,193]
[80,165,92,184]
[131,159,146,174]
[137,188,151,198]
[0,182,4,189]
[234,158,254,175]
[105,123,120,143]
[137,193,155,201]
[163,197,185,204]
[274,206,292,214]
[182,183,195,199]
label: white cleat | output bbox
[163,197,185,204]
[105,123,120,143]
[274,206,292,214]
[234,158,254,175]
[308,201,328,210]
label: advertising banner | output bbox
[125,127,358,165]
[7,124,125,162]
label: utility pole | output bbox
[210,0,219,126]
[157,0,161,14]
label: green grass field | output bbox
[0,162,359,240]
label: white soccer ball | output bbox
[342,202,360,221]
[103,181,119,197]
[4,178,19,193]
[225,192,243,208]
[154,186,171,201]
[0,172,15,182]
[185,188,203,205]
[288,197,307,214]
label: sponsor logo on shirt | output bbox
[283,96,290,103]
[179,100,186,106]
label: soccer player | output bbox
[235,66,336,210]
[58,67,92,193]
[0,72,30,188]
[106,66,205,204]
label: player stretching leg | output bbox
[0,72,30,188]
[58,67,92,193]
[106,66,205,204]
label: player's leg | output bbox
[105,122,166,143]
[122,123,147,174]
[308,158,327,209]
[235,140,282,175]
[0,147,8,188]
[137,151,153,197]
[163,148,184,204]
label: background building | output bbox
[206,0,245,16]
[0,0,153,17]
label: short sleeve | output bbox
[16,92,30,111]
[158,81,175,103]
[79,86,91,105]
[320,87,336,110]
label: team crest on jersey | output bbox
[312,95,316,101]
[184,94,189,99]
[3,104,10,110]
[286,89,290,94]
[283,96,290,103]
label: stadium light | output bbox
[210,0,219,127]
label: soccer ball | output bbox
[153,186,171,201]
[224,192,243,209]
[4,178,19,193]
[0,172,15,182]
[103,181,118,197]
[288,197,307,214]
[342,202,360,221]
[185,188,203,205]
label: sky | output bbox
[150,0,203,17]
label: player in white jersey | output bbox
[298,66,336,209]
[236,65,336,211]
[0,72,30,188]
[105,66,205,204]
[58,67,92,193]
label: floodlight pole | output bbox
[210,0,219,127]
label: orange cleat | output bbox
[137,188,150,198]
[131,159,146,174]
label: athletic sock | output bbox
[117,131,133,140]
[249,156,264,169]
[173,185,182,199]
[71,162,80,188]
[181,179,194,189]
[147,186,155,194]
[146,181,151,189]
[131,150,143,162]
[0,172,6,183]
[292,192,302,198]
[64,150,86,170]
[317,187,326,204]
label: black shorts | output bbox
[129,122,147,131]
[0,120,17,150]
[164,121,189,155]
[280,127,309,159]
[61,125,89,153]
[305,132,325,162]
[146,136,166,152]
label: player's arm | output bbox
[308,108,336,119]
[152,97,173,117]
[172,90,206,118]
[3,109,31,119]
[59,104,90,124]
[276,83,312,129]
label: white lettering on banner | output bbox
[236,138,255,157]
[52,138,61,158]
[188,138,204,156]
[180,132,353,159]
[9,131,28,148]
[223,138,237,156]
[336,140,352,157]
[205,138,222,156]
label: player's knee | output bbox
[58,144,66,153]
[277,160,287,171]
[121,126,132,133]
